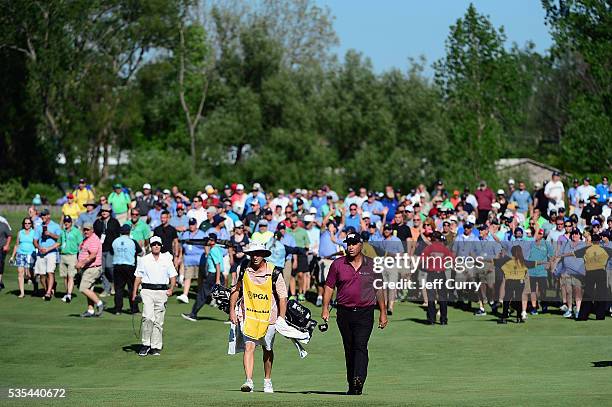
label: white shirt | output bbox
[187,207,207,228]
[576,185,596,203]
[544,180,565,202]
[271,196,290,211]
[136,252,177,284]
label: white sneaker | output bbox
[316,296,322,307]
[521,311,528,321]
[263,379,274,393]
[61,295,69,303]
[177,294,189,304]
[560,304,569,312]
[241,379,254,392]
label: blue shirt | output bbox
[281,233,296,261]
[244,195,267,214]
[510,190,532,213]
[148,208,162,230]
[527,240,553,277]
[373,236,403,254]
[567,187,579,206]
[181,230,206,267]
[311,196,327,212]
[595,183,610,203]
[381,198,398,223]
[362,200,385,224]
[205,227,230,256]
[345,214,361,232]
[266,239,286,268]
[170,215,189,230]
[17,229,36,254]
[112,235,138,266]
[319,230,339,258]
[207,245,224,273]
[76,211,98,229]
[35,221,61,252]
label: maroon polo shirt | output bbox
[474,188,494,211]
[325,255,377,308]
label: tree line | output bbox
[0,0,610,199]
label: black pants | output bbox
[113,264,138,313]
[477,209,490,225]
[426,272,448,323]
[502,280,524,319]
[336,306,374,387]
[578,269,607,320]
[191,272,224,317]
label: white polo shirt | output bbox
[135,252,177,284]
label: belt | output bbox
[337,305,376,312]
[141,283,168,290]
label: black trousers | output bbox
[191,272,224,317]
[502,280,524,319]
[426,271,448,323]
[336,306,374,387]
[113,264,138,313]
[578,269,608,320]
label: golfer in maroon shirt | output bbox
[321,232,387,395]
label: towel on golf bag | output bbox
[275,316,310,343]
[227,320,246,355]
[285,299,318,338]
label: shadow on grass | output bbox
[228,390,347,395]
[122,344,142,353]
[592,361,612,368]
[394,317,433,325]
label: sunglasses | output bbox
[150,242,162,247]
[24,222,32,225]
[131,213,139,216]
[83,228,91,231]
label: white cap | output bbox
[143,183,151,190]
[309,207,317,214]
[253,182,261,190]
[301,189,308,195]
[492,202,501,209]
[206,207,217,215]
[449,215,458,222]
[412,194,420,204]
[497,189,505,195]
[362,211,372,219]
[236,183,244,191]
[200,193,208,201]
[608,197,612,203]
[405,205,414,213]
[508,178,515,184]
[149,236,162,245]
[467,214,476,224]
[163,189,171,194]
[304,214,315,223]
[294,188,301,194]
[135,191,143,198]
[234,220,243,227]
[277,188,285,195]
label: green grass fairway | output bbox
[1,212,612,406]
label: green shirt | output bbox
[288,227,310,248]
[108,192,131,215]
[126,219,151,243]
[59,227,83,255]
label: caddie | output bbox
[132,236,177,357]
[229,242,288,393]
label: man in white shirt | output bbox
[132,236,177,357]
[271,189,290,212]
[544,171,565,215]
[576,177,596,204]
[187,196,207,229]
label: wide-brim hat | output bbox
[243,242,271,257]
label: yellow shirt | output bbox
[62,202,81,220]
[500,259,529,280]
[73,188,94,212]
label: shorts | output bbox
[35,253,58,275]
[283,259,293,285]
[561,274,583,289]
[79,266,102,292]
[243,324,276,351]
[16,253,35,269]
[59,254,78,278]
[292,253,309,277]
[184,265,199,280]
[529,276,547,294]
[475,265,495,286]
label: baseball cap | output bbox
[143,183,151,190]
[304,214,315,223]
[212,214,225,226]
[208,232,218,242]
[264,208,273,215]
[163,189,171,195]
[236,184,245,191]
[362,211,371,219]
[113,183,122,189]
[101,204,112,212]
[85,200,96,207]
[120,224,131,234]
[67,193,74,199]
[343,232,363,245]
[79,178,86,183]
[150,236,162,245]
[497,189,505,195]
[276,223,286,230]
[82,222,93,230]
[464,222,474,229]
[383,223,393,230]
[552,171,560,177]
[296,198,304,205]
[405,206,414,213]
[188,217,197,225]
[592,219,601,226]
[207,206,217,215]
[508,178,515,185]
[62,215,72,223]
[584,176,591,182]
[224,184,231,190]
[537,228,545,235]
[234,220,243,228]
[308,207,317,214]
[467,214,476,224]
[258,219,268,227]
[277,188,285,195]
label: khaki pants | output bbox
[59,254,78,278]
[141,289,168,349]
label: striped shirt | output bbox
[78,233,102,268]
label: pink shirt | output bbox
[79,233,102,268]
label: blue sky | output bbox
[318,0,553,75]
